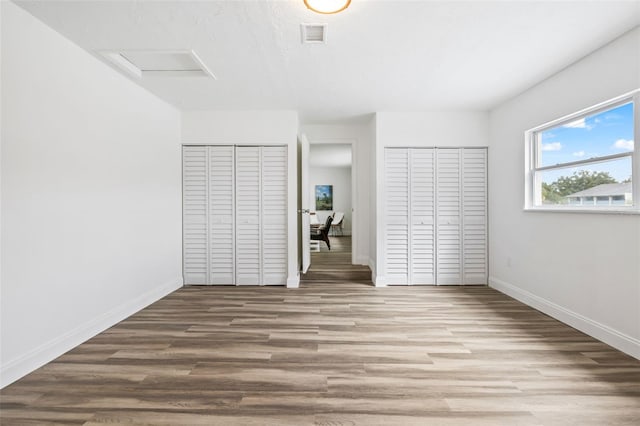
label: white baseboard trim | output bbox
[373,275,387,287]
[287,274,300,289]
[0,277,183,388]
[356,255,369,266]
[489,276,640,360]
[368,258,375,274]
[368,258,386,286]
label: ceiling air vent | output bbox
[301,24,327,44]
[98,50,215,79]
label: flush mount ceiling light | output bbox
[304,0,351,14]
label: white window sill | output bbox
[524,207,640,215]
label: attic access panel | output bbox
[99,50,215,79]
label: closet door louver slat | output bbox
[384,149,410,284]
[183,147,209,284]
[462,148,488,285]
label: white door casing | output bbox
[300,135,311,273]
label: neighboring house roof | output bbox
[566,182,632,198]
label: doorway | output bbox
[299,138,370,283]
[309,141,353,261]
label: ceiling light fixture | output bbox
[304,0,351,14]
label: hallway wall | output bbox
[310,165,352,235]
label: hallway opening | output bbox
[301,236,372,285]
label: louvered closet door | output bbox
[261,146,288,285]
[183,147,208,284]
[436,149,462,285]
[208,146,235,284]
[410,149,436,285]
[462,148,488,285]
[235,147,261,285]
[384,148,409,284]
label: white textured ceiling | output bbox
[15,0,640,123]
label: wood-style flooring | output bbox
[2,239,639,425]
[302,236,372,283]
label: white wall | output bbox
[309,166,352,234]
[182,111,297,145]
[181,110,299,287]
[1,2,182,387]
[376,111,490,149]
[0,1,3,318]
[373,110,490,285]
[301,122,373,266]
[489,27,640,358]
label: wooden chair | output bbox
[310,215,333,250]
[309,212,320,229]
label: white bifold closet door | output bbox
[384,148,410,284]
[183,145,287,286]
[183,146,235,285]
[461,148,488,285]
[234,146,288,286]
[383,147,487,286]
[410,149,436,284]
[383,148,436,285]
[183,146,209,284]
[209,146,235,284]
[260,146,288,285]
[235,147,262,285]
[435,149,462,285]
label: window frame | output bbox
[524,90,640,214]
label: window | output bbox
[526,90,639,212]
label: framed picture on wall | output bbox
[315,185,333,210]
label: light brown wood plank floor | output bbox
[303,236,372,283]
[2,267,640,424]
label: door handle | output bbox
[298,209,310,214]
